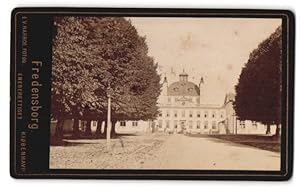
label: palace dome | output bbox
[167,70,200,96]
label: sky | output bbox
[129,17,281,105]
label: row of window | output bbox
[118,120,258,128]
[158,110,224,119]
[120,121,138,127]
[239,121,257,129]
[158,120,218,130]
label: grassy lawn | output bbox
[188,134,281,152]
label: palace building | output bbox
[115,70,277,135]
[154,70,226,134]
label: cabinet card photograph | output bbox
[11,8,294,180]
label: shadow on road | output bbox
[186,134,280,152]
[50,133,137,146]
[51,140,100,147]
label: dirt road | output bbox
[50,133,280,170]
[142,134,280,170]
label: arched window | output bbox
[174,110,178,117]
[189,110,193,118]
[204,121,208,129]
[204,111,208,118]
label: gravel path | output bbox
[50,133,169,169]
[143,134,280,170]
[50,133,280,170]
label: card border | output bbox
[10,7,295,180]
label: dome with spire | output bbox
[167,70,200,96]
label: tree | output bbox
[85,17,161,137]
[52,17,101,138]
[234,26,282,136]
[109,57,161,136]
[51,16,161,139]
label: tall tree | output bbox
[234,26,282,136]
[51,16,161,138]
[85,17,161,136]
[52,17,100,138]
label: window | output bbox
[220,112,223,118]
[158,112,162,117]
[168,97,171,103]
[204,121,208,129]
[120,121,126,127]
[132,121,138,127]
[197,111,201,118]
[92,121,97,127]
[212,111,216,118]
[212,121,216,129]
[181,110,185,117]
[252,121,257,129]
[174,110,178,118]
[240,120,245,128]
[174,120,178,129]
[158,120,163,128]
[79,120,85,129]
[166,120,170,128]
[196,121,201,129]
[204,111,208,118]
[166,110,170,117]
[189,121,193,129]
[189,110,193,118]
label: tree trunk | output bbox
[54,119,64,140]
[85,120,92,136]
[266,124,271,135]
[274,124,280,137]
[110,120,117,137]
[72,119,80,138]
[151,121,155,133]
[103,122,107,138]
[95,120,103,136]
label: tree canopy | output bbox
[51,16,161,137]
[234,26,282,134]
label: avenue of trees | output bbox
[234,26,282,136]
[51,17,161,140]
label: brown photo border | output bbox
[10,7,295,180]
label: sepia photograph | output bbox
[49,16,282,171]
